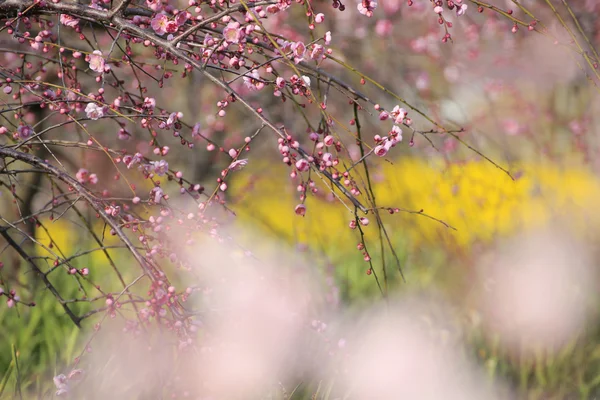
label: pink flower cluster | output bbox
[151,11,188,36]
[374,128,402,157]
[75,168,99,185]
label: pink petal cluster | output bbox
[357,0,377,17]
[59,14,79,28]
[151,14,177,35]
[223,22,244,44]
[85,102,104,120]
[88,50,105,73]
[374,126,403,157]
[149,160,169,176]
[228,159,248,171]
[76,168,98,185]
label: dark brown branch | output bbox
[0,146,155,283]
[0,226,82,328]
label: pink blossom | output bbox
[17,125,33,139]
[124,152,143,169]
[53,374,69,394]
[456,4,467,16]
[294,204,306,216]
[76,168,89,184]
[228,159,248,171]
[391,105,406,124]
[275,77,286,88]
[85,102,104,120]
[295,158,310,172]
[165,20,178,34]
[59,14,79,28]
[88,50,105,73]
[151,14,169,35]
[315,13,325,23]
[165,112,179,127]
[390,125,403,142]
[223,22,242,43]
[357,0,377,17]
[149,160,169,176]
[175,11,188,26]
[374,137,394,157]
[118,128,131,141]
[291,41,306,63]
[374,144,389,157]
[146,0,162,11]
[325,31,332,45]
[143,97,156,110]
[310,44,325,60]
[151,187,164,203]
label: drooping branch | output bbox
[0,226,82,327]
[0,146,156,284]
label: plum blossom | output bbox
[295,158,310,172]
[53,374,69,396]
[59,14,79,28]
[165,112,179,127]
[228,159,248,171]
[374,129,402,157]
[357,0,377,17]
[295,204,306,216]
[243,69,263,91]
[175,11,188,26]
[223,22,243,43]
[301,75,311,87]
[310,44,325,60]
[151,14,169,35]
[76,168,98,185]
[456,3,468,16]
[76,168,89,184]
[291,41,306,63]
[149,160,169,176]
[390,125,403,142]
[142,97,156,110]
[325,31,332,45]
[124,153,143,169]
[85,102,104,120]
[275,77,286,88]
[146,0,162,11]
[17,125,33,139]
[390,105,407,124]
[88,50,105,73]
[374,139,393,157]
[191,123,202,138]
[118,128,131,141]
[150,186,164,203]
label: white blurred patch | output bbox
[475,227,598,356]
[330,296,510,400]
